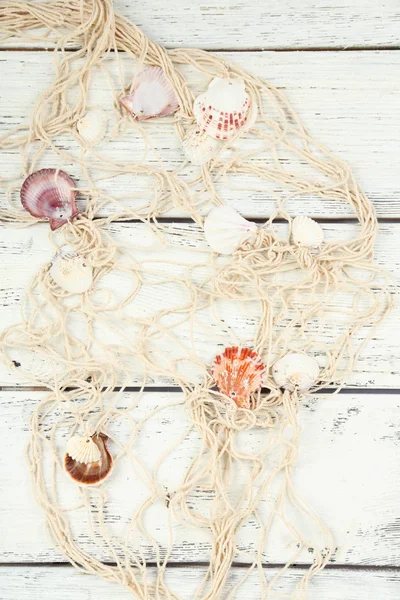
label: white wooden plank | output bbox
[1,390,400,566]
[0,565,399,600]
[0,221,397,388]
[2,0,400,50]
[0,51,399,217]
[116,0,400,50]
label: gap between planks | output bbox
[1,386,400,394]
[89,217,400,225]
[1,46,400,53]
[1,562,400,572]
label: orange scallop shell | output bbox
[212,346,265,409]
[64,433,112,486]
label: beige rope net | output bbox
[0,0,394,598]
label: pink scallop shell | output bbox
[20,168,79,230]
[120,67,179,120]
[212,346,265,409]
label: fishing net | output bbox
[0,0,394,598]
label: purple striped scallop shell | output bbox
[20,168,79,230]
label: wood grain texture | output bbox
[114,0,400,50]
[0,51,399,217]
[1,390,400,566]
[0,221,398,388]
[2,0,400,50]
[1,565,400,600]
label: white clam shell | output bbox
[77,109,108,147]
[292,216,324,248]
[273,352,320,393]
[182,126,221,165]
[193,77,252,140]
[66,434,101,464]
[204,206,257,254]
[50,245,93,293]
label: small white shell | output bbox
[182,126,221,165]
[50,245,93,293]
[273,352,320,392]
[204,206,257,254]
[77,109,108,147]
[292,216,324,248]
[66,434,101,464]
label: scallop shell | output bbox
[66,434,101,464]
[292,216,324,248]
[20,168,79,230]
[212,346,265,409]
[193,77,252,140]
[182,125,221,165]
[77,109,108,147]
[50,245,93,293]
[120,67,179,120]
[65,433,112,486]
[272,352,320,393]
[204,206,257,254]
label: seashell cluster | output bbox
[204,206,257,254]
[193,77,254,140]
[292,216,324,248]
[120,67,179,120]
[272,352,320,393]
[50,245,93,294]
[212,346,265,409]
[182,125,221,165]
[20,168,79,230]
[76,108,108,147]
[65,433,113,486]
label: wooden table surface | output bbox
[0,1,400,598]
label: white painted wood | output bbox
[3,0,400,50]
[0,52,399,217]
[0,221,397,388]
[1,390,400,566]
[0,565,399,600]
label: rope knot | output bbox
[294,247,319,273]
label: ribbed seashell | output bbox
[20,168,79,230]
[292,216,324,248]
[182,125,221,165]
[76,109,108,147]
[66,434,101,464]
[212,346,265,409]
[65,433,112,486]
[120,67,179,120]
[50,245,93,293]
[272,352,320,393]
[204,206,257,254]
[193,77,252,140]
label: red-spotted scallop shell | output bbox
[20,168,79,230]
[120,67,179,120]
[193,77,253,140]
[65,433,112,486]
[212,346,266,409]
